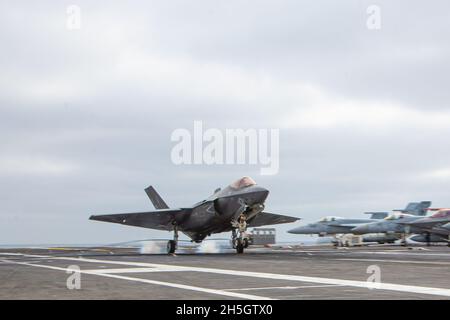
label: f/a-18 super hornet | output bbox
[351,212,426,244]
[351,201,433,235]
[287,213,388,236]
[287,201,430,237]
[90,177,299,254]
[351,203,450,246]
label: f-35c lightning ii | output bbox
[90,177,299,254]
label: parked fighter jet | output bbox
[287,201,430,237]
[351,213,427,234]
[352,205,450,246]
[351,213,425,244]
[90,177,299,254]
[287,213,387,236]
[350,201,431,239]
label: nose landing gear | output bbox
[231,214,249,254]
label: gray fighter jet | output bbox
[287,213,388,236]
[351,204,450,246]
[287,202,429,236]
[348,201,432,236]
[90,176,299,254]
[351,213,425,239]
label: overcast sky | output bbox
[1,0,449,244]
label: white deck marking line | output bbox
[226,284,344,291]
[0,259,273,300]
[357,251,450,257]
[0,253,48,257]
[335,258,450,265]
[82,267,185,274]
[5,253,450,297]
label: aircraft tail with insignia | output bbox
[394,201,432,216]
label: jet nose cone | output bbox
[288,226,310,234]
[250,186,269,203]
[260,188,269,202]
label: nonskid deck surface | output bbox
[0,245,449,299]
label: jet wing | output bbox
[426,226,450,236]
[247,212,300,227]
[89,209,189,231]
[400,218,448,230]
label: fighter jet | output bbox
[90,177,299,254]
[287,213,388,236]
[287,201,430,237]
[351,212,426,244]
[349,201,432,238]
[352,205,450,246]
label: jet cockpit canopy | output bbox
[384,213,415,220]
[229,176,257,190]
[319,216,343,223]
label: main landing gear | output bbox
[401,226,411,247]
[167,225,178,254]
[425,232,431,247]
[231,215,249,254]
[400,233,407,247]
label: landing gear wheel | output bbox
[231,215,248,254]
[400,233,407,247]
[167,224,179,255]
[231,229,237,249]
[426,232,431,247]
[236,239,244,254]
[167,240,176,254]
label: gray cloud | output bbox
[1,0,449,244]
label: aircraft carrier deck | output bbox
[0,245,449,300]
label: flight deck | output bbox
[0,245,449,300]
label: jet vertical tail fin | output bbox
[395,201,432,216]
[412,201,432,216]
[144,186,169,209]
